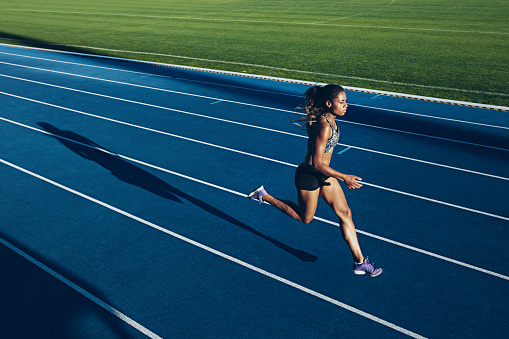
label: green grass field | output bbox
[1,0,508,107]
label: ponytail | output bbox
[293,84,345,131]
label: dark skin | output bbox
[263,91,365,263]
[304,91,362,189]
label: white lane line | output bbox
[2,50,508,131]
[0,60,296,114]
[1,39,508,99]
[339,119,509,152]
[4,8,508,35]
[0,73,303,139]
[337,143,509,182]
[2,43,508,112]
[1,60,507,152]
[0,236,162,339]
[0,158,426,339]
[349,103,509,131]
[0,50,299,98]
[1,91,508,222]
[0,91,296,168]
[359,182,509,222]
[314,217,509,281]
[1,116,508,282]
[1,72,508,181]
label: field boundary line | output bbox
[4,8,508,36]
[1,42,508,111]
[0,158,427,339]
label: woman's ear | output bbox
[325,100,332,108]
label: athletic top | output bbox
[322,114,339,153]
[306,113,340,154]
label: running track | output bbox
[0,43,508,338]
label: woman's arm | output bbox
[311,118,362,189]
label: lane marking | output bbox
[1,40,508,99]
[0,91,508,221]
[1,43,508,112]
[1,117,508,282]
[339,119,509,152]
[0,236,161,339]
[337,143,509,182]
[0,73,301,137]
[0,50,300,98]
[210,100,223,105]
[314,216,509,281]
[1,52,509,130]
[1,59,508,142]
[1,72,508,181]
[315,0,396,23]
[337,146,352,155]
[0,91,296,168]
[0,60,297,114]
[359,181,509,221]
[349,103,509,131]
[0,158,426,339]
[4,8,508,35]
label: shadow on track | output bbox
[0,32,305,109]
[0,233,141,338]
[36,122,317,262]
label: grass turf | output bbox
[0,0,508,107]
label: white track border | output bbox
[1,42,508,112]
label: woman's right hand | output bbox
[343,175,363,189]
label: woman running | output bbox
[248,84,382,277]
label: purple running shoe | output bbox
[353,257,383,277]
[247,185,268,204]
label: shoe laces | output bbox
[364,257,376,272]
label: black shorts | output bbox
[294,163,330,191]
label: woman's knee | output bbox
[336,206,352,221]
[301,215,314,224]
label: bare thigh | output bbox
[297,188,320,224]
[319,178,351,220]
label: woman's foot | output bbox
[247,185,268,203]
[353,257,383,277]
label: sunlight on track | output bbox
[1,44,507,338]
[0,158,427,339]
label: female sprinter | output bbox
[248,84,382,277]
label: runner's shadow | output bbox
[37,123,317,262]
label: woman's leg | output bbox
[319,178,364,263]
[263,189,319,224]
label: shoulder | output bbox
[317,114,332,132]
[311,115,332,140]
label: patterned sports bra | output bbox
[322,114,339,153]
[306,113,340,154]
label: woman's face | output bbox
[327,91,348,116]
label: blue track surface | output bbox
[1,44,508,338]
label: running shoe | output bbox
[247,185,268,204]
[353,257,383,277]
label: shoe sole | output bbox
[247,185,264,199]
[354,269,383,277]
